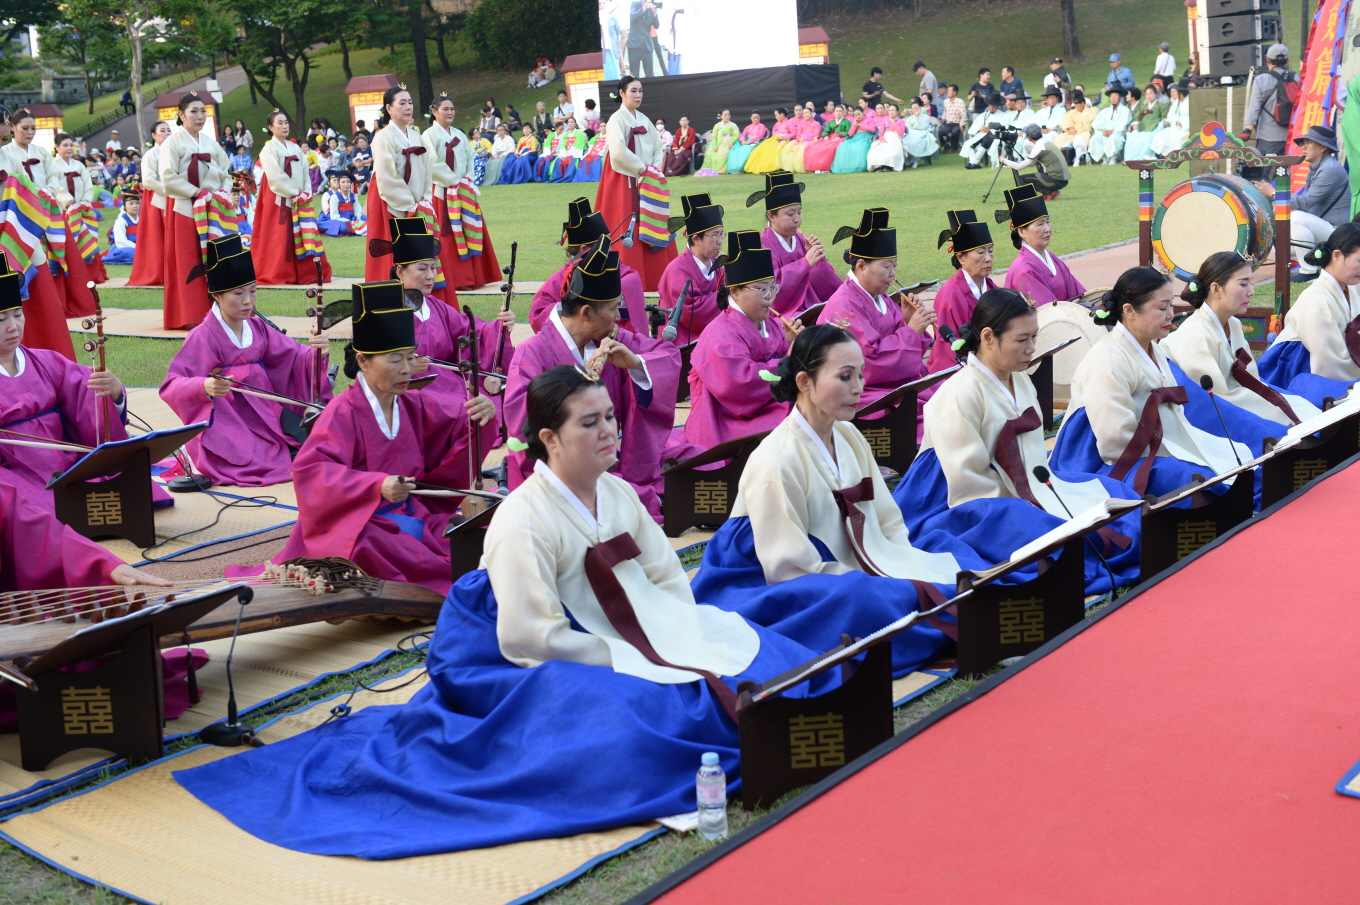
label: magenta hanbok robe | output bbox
[657,250,723,345]
[762,227,842,317]
[505,320,682,521]
[1003,245,1086,306]
[682,306,789,450]
[412,295,514,436]
[0,346,145,512]
[528,260,645,335]
[929,269,998,374]
[160,315,332,486]
[261,379,494,595]
[819,276,931,439]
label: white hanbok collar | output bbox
[533,458,604,532]
[549,305,594,365]
[791,407,843,482]
[772,230,797,254]
[413,295,431,322]
[962,270,986,300]
[694,253,717,279]
[1115,321,1169,382]
[1201,304,1230,348]
[0,346,27,378]
[211,303,253,350]
[737,304,769,338]
[848,270,888,315]
[968,355,1019,407]
[1318,268,1359,317]
[356,371,401,440]
[1023,243,1057,276]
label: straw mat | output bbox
[68,308,542,342]
[0,619,422,803]
[98,484,296,564]
[1,671,662,905]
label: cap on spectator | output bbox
[1109,53,1122,62]
[1050,58,1063,65]
[1023,124,1042,140]
[1267,43,1288,59]
[1296,124,1337,152]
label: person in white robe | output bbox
[1149,84,1190,157]
[1087,88,1132,164]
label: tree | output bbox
[0,0,59,44]
[406,0,432,113]
[108,0,168,153]
[465,0,597,70]
[1060,0,1083,63]
[40,1,126,113]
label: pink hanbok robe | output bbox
[1003,244,1086,306]
[505,316,682,521]
[160,312,332,486]
[818,276,930,437]
[258,379,494,595]
[412,294,514,435]
[929,269,999,374]
[739,123,769,144]
[0,346,141,512]
[657,250,724,345]
[762,227,842,317]
[529,260,644,335]
[682,306,789,450]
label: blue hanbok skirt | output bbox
[724,142,756,173]
[573,156,604,182]
[894,449,1143,596]
[102,245,135,265]
[832,131,873,174]
[498,153,538,185]
[174,570,841,860]
[1257,339,1356,407]
[550,158,578,182]
[1167,360,1292,456]
[691,517,971,677]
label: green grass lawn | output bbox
[61,67,211,136]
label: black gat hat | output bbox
[351,280,416,355]
[834,207,896,261]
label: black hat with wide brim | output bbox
[352,280,416,355]
[937,209,993,256]
[834,207,896,260]
[721,229,774,288]
[746,170,805,212]
[668,192,724,236]
[384,216,439,265]
[567,235,622,303]
[562,196,610,246]
[995,183,1048,231]
[194,235,256,294]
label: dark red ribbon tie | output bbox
[1108,385,1189,495]
[993,406,1044,506]
[21,158,38,181]
[282,154,297,179]
[445,137,461,171]
[583,533,740,721]
[63,172,78,199]
[187,152,212,189]
[1345,315,1360,369]
[400,146,426,183]
[1231,347,1300,424]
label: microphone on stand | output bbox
[622,213,637,249]
[199,587,263,748]
[661,279,690,342]
[938,325,961,363]
[1032,465,1118,599]
[1199,375,1244,467]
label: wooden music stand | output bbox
[13,583,246,771]
[676,340,697,405]
[1138,462,1256,583]
[851,367,959,475]
[47,423,207,548]
[796,303,825,329]
[444,497,503,584]
[1260,408,1360,509]
[660,430,772,537]
[1029,336,1080,429]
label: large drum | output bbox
[1152,173,1273,281]
[1032,300,1109,409]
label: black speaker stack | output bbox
[1196,0,1284,80]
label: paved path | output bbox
[84,66,249,150]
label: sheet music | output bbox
[1282,390,1360,444]
[1007,498,1144,563]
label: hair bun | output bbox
[769,354,802,404]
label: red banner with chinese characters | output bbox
[1288,0,1350,191]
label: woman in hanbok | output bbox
[866,104,906,172]
[1050,266,1252,501]
[692,324,969,677]
[499,124,540,185]
[47,132,105,317]
[832,108,875,174]
[929,210,998,374]
[572,130,609,183]
[161,236,330,487]
[778,107,821,174]
[752,172,841,317]
[1162,251,1319,445]
[508,235,682,521]
[535,125,565,183]
[725,110,767,174]
[1123,83,1169,163]
[364,86,433,283]
[0,111,74,358]
[744,107,793,174]
[1149,84,1190,158]
[550,118,589,183]
[1257,224,1360,405]
[802,104,850,173]
[178,364,841,859]
[595,75,678,291]
[380,217,513,435]
[896,289,1141,595]
[240,281,495,594]
[662,114,697,177]
[999,184,1085,305]
[128,120,172,287]
[657,192,724,345]
[254,110,333,287]
[482,124,515,186]
[817,208,934,412]
[683,230,797,450]
[706,109,740,174]
[423,94,502,296]
[902,98,940,167]
[161,94,234,329]
[529,198,644,335]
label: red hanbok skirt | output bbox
[594,156,676,292]
[50,222,104,318]
[127,191,166,286]
[163,205,211,330]
[253,176,332,286]
[23,266,75,359]
[431,188,497,302]
[364,190,396,282]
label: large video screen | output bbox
[598,0,799,81]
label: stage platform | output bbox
[639,454,1360,905]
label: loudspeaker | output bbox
[1200,0,1280,15]
[1201,40,1267,78]
[1205,12,1282,45]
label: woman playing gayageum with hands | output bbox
[177,364,842,859]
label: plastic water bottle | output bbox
[696,752,728,840]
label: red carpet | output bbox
[647,458,1360,905]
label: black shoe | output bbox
[964,162,980,170]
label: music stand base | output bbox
[167,475,213,493]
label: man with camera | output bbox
[962,92,1031,169]
[627,0,660,78]
[1002,124,1071,200]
